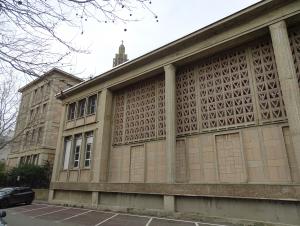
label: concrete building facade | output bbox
[7,68,82,168]
[50,1,300,225]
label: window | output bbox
[40,85,44,97]
[73,134,82,168]
[84,132,93,168]
[30,109,34,121]
[42,103,47,114]
[36,106,40,119]
[45,82,51,96]
[25,156,31,164]
[32,154,39,165]
[87,95,97,115]
[67,102,76,120]
[37,127,44,144]
[77,99,86,118]
[24,131,29,147]
[63,137,72,170]
[20,157,25,165]
[31,129,36,145]
[33,89,37,103]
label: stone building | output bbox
[49,0,300,225]
[0,132,13,162]
[7,68,82,168]
[113,41,128,67]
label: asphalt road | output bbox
[3,203,229,226]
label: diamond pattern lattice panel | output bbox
[250,39,286,122]
[289,27,300,88]
[112,76,166,145]
[197,49,255,130]
[112,92,125,144]
[176,67,198,135]
[125,80,156,142]
[157,77,166,138]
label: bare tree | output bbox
[0,74,69,151]
[0,74,19,136]
[0,73,20,149]
[0,0,157,78]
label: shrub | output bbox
[6,161,52,188]
[0,161,7,187]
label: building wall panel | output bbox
[200,134,218,182]
[242,128,265,182]
[216,132,245,183]
[146,140,166,183]
[175,140,188,183]
[69,170,79,182]
[261,126,291,183]
[130,145,145,183]
[108,146,130,183]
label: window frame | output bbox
[77,98,86,118]
[37,127,44,144]
[83,131,93,168]
[62,136,72,170]
[87,94,97,115]
[42,103,47,114]
[72,134,82,169]
[67,102,76,121]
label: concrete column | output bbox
[50,104,67,182]
[48,189,54,202]
[164,64,176,184]
[164,195,175,212]
[92,89,113,182]
[270,21,300,182]
[91,191,99,208]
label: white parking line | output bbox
[32,207,69,218]
[146,217,153,226]
[94,213,118,226]
[58,209,93,222]
[118,212,201,225]
[29,203,226,226]
[198,222,227,226]
[12,206,50,214]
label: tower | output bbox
[113,41,128,67]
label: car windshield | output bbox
[0,188,13,195]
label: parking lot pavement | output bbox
[3,203,230,226]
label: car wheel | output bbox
[25,200,32,205]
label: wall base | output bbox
[48,189,300,226]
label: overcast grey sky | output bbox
[23,0,261,83]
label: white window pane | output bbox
[87,136,93,143]
[63,140,71,170]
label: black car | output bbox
[0,187,35,208]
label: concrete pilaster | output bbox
[92,89,113,182]
[163,195,175,212]
[91,191,99,208]
[164,64,176,184]
[50,104,67,182]
[270,21,300,182]
[48,189,54,202]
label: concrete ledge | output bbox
[50,182,300,201]
[49,191,300,226]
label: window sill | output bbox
[82,167,91,170]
